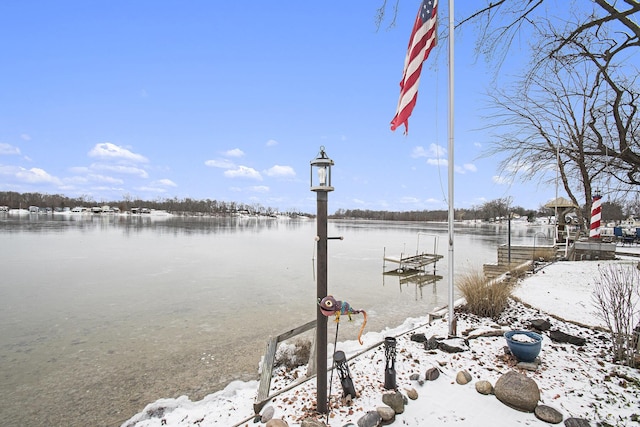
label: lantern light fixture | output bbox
[310,146,334,192]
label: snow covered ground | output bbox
[122,254,640,427]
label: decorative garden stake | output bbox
[318,295,367,345]
[333,350,356,398]
[384,336,397,389]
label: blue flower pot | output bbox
[504,330,542,363]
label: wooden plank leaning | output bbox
[254,319,317,413]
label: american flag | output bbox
[390,0,438,134]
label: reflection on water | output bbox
[0,214,553,426]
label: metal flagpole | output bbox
[447,0,455,337]
[555,127,560,244]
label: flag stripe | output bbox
[391,0,438,134]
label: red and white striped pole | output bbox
[589,192,602,239]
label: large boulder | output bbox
[494,370,540,412]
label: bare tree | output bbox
[378,1,640,212]
[477,3,640,223]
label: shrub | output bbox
[592,263,640,367]
[274,339,312,370]
[457,269,513,318]
[532,247,556,262]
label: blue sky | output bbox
[0,1,567,213]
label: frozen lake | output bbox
[0,214,553,426]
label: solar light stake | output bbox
[384,336,397,390]
[333,350,356,398]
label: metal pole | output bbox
[555,129,560,244]
[316,191,328,414]
[447,0,456,337]
[508,213,512,265]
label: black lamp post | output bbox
[333,350,356,399]
[311,146,334,414]
[384,337,397,389]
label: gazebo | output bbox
[544,197,579,244]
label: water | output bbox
[0,214,553,426]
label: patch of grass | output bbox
[457,269,513,319]
[532,247,556,262]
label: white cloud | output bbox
[399,196,421,204]
[454,163,478,174]
[463,163,477,172]
[224,148,245,158]
[265,165,295,177]
[88,142,148,163]
[15,167,61,184]
[205,159,235,169]
[427,158,448,166]
[153,179,177,187]
[224,166,262,180]
[425,197,444,204]
[411,146,428,158]
[0,143,21,155]
[20,134,31,141]
[412,144,446,159]
[249,185,269,193]
[91,163,149,178]
[87,174,124,185]
[134,186,166,193]
[266,139,278,147]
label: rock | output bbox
[535,405,563,424]
[530,319,552,331]
[456,370,472,385]
[517,360,541,371]
[301,419,326,427]
[382,391,405,414]
[266,419,289,427]
[261,406,275,423]
[550,330,586,346]
[475,380,493,395]
[564,418,591,427]
[409,373,420,381]
[405,387,418,400]
[425,336,439,350]
[357,411,382,427]
[376,406,395,422]
[468,329,505,339]
[425,367,440,381]
[494,370,540,412]
[438,338,468,353]
[410,333,427,343]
